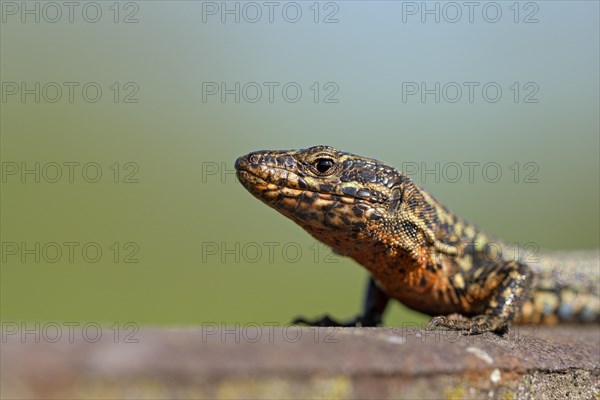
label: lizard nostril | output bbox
[249,154,259,164]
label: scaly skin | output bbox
[235,145,600,333]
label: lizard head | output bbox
[235,145,440,258]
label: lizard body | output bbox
[235,145,600,333]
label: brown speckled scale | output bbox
[235,146,600,333]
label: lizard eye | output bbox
[314,158,335,174]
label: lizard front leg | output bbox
[293,277,390,327]
[427,261,533,334]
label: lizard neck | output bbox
[357,181,499,276]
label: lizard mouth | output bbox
[235,154,386,204]
[236,167,355,206]
[235,161,381,230]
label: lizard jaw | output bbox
[236,166,380,233]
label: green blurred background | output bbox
[1,1,598,327]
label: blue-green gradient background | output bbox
[1,1,598,326]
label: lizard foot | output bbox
[427,314,509,335]
[292,314,381,327]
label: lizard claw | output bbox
[426,314,509,335]
[292,314,381,327]
[292,314,343,327]
[426,316,448,330]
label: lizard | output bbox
[234,145,600,333]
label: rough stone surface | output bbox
[1,325,599,399]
